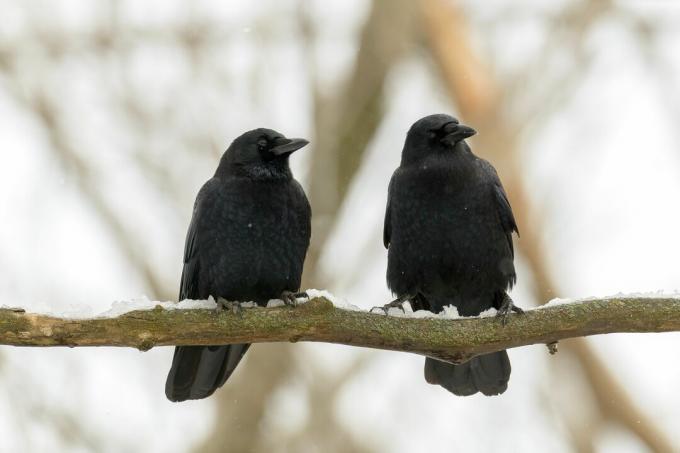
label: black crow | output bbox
[165,128,311,402]
[383,114,521,396]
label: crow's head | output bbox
[402,114,476,164]
[218,128,308,178]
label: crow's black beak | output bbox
[271,138,309,156]
[441,123,476,145]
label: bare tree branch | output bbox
[2,296,679,363]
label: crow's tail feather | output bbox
[424,350,510,396]
[165,344,250,402]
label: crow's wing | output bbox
[179,214,200,301]
[383,174,395,249]
[178,179,221,300]
[478,159,519,258]
[168,178,250,402]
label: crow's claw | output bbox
[217,298,243,317]
[496,294,523,325]
[371,294,414,314]
[280,290,305,307]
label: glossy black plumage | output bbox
[165,128,311,402]
[384,114,519,396]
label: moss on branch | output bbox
[1,296,679,363]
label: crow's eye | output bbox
[428,130,438,139]
[257,139,268,151]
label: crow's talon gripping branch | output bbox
[497,294,524,325]
[371,294,414,314]
[280,290,307,307]
[217,298,243,317]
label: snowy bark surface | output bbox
[1,295,679,364]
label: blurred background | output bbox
[1,0,680,452]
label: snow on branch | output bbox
[1,292,679,363]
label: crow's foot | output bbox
[216,298,243,317]
[496,293,524,325]
[371,294,414,314]
[280,290,307,307]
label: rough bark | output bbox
[2,296,678,364]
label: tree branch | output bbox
[2,296,678,363]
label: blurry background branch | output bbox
[305,0,416,287]
[199,2,417,450]
[2,296,680,358]
[421,0,675,451]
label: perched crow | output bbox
[165,128,311,402]
[383,114,521,396]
